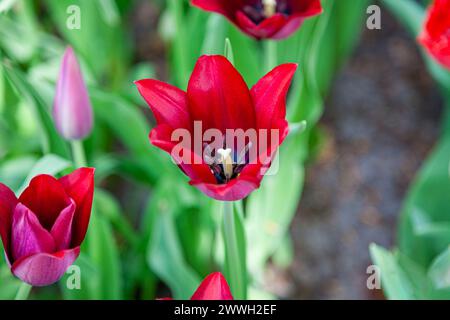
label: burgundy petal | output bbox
[271,16,305,40]
[191,272,234,300]
[11,203,55,261]
[0,183,17,263]
[59,167,95,247]
[190,169,261,201]
[135,79,191,130]
[50,200,76,251]
[187,55,256,132]
[290,0,323,17]
[11,247,80,287]
[235,12,287,39]
[19,175,72,230]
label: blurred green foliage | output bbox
[370,0,450,300]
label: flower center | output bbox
[204,143,252,184]
[242,0,290,24]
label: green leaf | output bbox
[428,247,450,289]
[222,201,247,299]
[60,253,98,300]
[0,0,18,14]
[382,0,424,35]
[91,89,172,183]
[246,137,305,278]
[16,154,71,194]
[44,0,129,86]
[398,137,450,266]
[370,244,415,299]
[3,62,69,157]
[85,210,123,299]
[224,38,234,65]
[0,265,22,300]
[147,204,200,299]
[0,156,37,191]
[201,15,229,56]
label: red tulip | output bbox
[191,0,322,40]
[418,0,450,70]
[0,168,95,286]
[135,55,297,201]
[161,272,233,300]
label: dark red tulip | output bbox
[0,168,95,286]
[135,55,297,201]
[191,0,322,40]
[161,272,233,300]
[418,0,450,70]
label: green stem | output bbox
[15,282,32,300]
[71,140,138,247]
[264,40,278,72]
[71,140,87,168]
[222,201,246,299]
[168,0,190,88]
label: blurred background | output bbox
[1,0,449,300]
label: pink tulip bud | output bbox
[53,47,93,140]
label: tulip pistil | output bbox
[204,143,253,184]
[263,0,277,18]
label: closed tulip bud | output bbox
[53,47,93,140]
[0,168,95,286]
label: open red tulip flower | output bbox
[0,168,95,286]
[162,272,233,300]
[191,0,322,40]
[136,55,297,201]
[418,0,450,70]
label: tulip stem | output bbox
[15,283,32,300]
[71,140,87,168]
[222,201,247,299]
[264,40,278,72]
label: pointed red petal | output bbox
[290,0,323,17]
[191,272,234,300]
[59,168,95,247]
[190,169,261,202]
[251,63,297,130]
[135,79,191,130]
[19,175,72,230]
[0,183,17,263]
[187,55,255,132]
[236,12,287,39]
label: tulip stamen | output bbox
[217,148,234,181]
[262,0,277,18]
[204,142,253,184]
